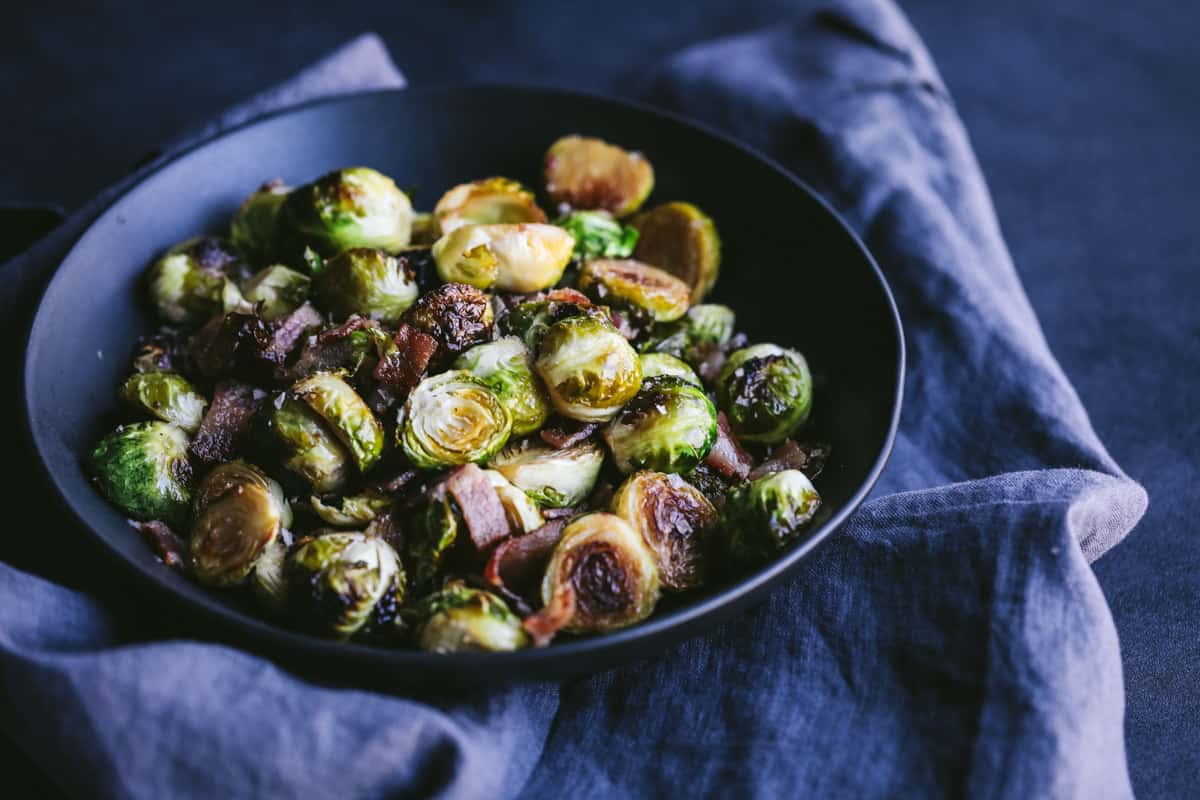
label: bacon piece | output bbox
[278,316,376,382]
[703,411,753,481]
[748,440,831,481]
[262,302,323,365]
[484,518,568,604]
[189,381,268,464]
[522,582,576,647]
[443,464,512,551]
[372,322,439,397]
[133,520,188,571]
[539,418,599,449]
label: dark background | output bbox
[4,1,1197,795]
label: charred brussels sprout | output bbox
[604,376,717,474]
[535,315,643,422]
[88,422,192,526]
[398,371,512,469]
[281,167,413,256]
[146,237,248,324]
[267,397,353,493]
[241,264,311,320]
[231,180,290,263]
[309,492,392,527]
[631,202,721,302]
[638,353,701,388]
[285,530,405,640]
[555,210,639,261]
[453,337,550,437]
[189,462,291,587]
[525,512,660,642]
[544,135,654,218]
[292,373,384,472]
[432,223,575,292]
[312,247,418,323]
[418,579,530,653]
[499,296,606,352]
[718,469,821,564]
[434,177,547,234]
[489,437,604,508]
[120,372,207,433]
[612,471,717,591]
[578,258,691,323]
[717,344,812,444]
[403,282,494,361]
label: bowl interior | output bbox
[24,86,902,683]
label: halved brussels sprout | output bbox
[544,135,654,218]
[403,282,495,361]
[631,202,721,302]
[312,247,418,323]
[231,180,290,263]
[685,304,735,349]
[555,210,639,261]
[88,421,192,527]
[578,258,691,323]
[717,469,822,564]
[285,530,406,640]
[535,315,643,422]
[241,264,311,320]
[434,177,548,234]
[120,372,207,433]
[267,396,353,493]
[309,492,392,527]
[453,337,550,437]
[717,344,812,444]
[146,237,248,324]
[292,372,385,472]
[398,370,512,469]
[638,353,701,388]
[189,461,290,587]
[499,295,607,352]
[252,532,292,612]
[432,223,575,292]
[418,579,530,653]
[612,471,716,591]
[281,167,413,256]
[525,512,660,642]
[482,469,545,534]
[404,492,461,592]
[604,376,717,474]
[488,437,604,508]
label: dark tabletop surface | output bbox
[4,0,1197,796]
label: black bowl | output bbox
[23,85,903,685]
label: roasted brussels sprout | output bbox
[120,372,207,433]
[240,264,311,320]
[146,237,248,324]
[434,177,547,234]
[555,210,639,261]
[612,471,716,591]
[252,532,292,612]
[544,135,654,217]
[417,579,530,653]
[398,370,512,469]
[535,315,643,422]
[310,492,392,527]
[717,344,812,443]
[483,468,545,534]
[189,461,291,587]
[579,258,691,323]
[453,337,550,437]
[312,247,418,323]
[404,491,461,592]
[525,512,660,642]
[499,295,607,352]
[631,202,721,302]
[685,303,736,349]
[638,352,701,388]
[718,469,822,564]
[403,282,494,361]
[432,223,575,292]
[281,167,413,257]
[489,437,604,508]
[292,372,385,472]
[88,421,192,526]
[285,530,406,640]
[604,376,717,474]
[231,180,289,263]
[266,396,353,493]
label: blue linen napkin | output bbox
[0,2,1147,797]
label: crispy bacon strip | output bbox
[703,411,753,481]
[444,464,512,551]
[189,381,268,464]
